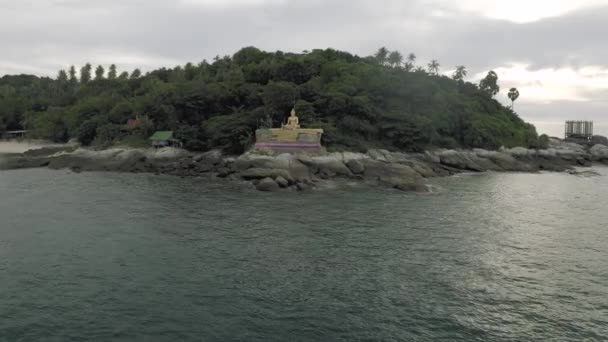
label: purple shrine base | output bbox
[254,142,323,152]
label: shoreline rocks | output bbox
[1,141,606,193]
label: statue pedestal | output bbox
[254,128,324,153]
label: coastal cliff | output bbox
[2,140,606,192]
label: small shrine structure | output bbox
[254,109,324,152]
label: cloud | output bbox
[430,0,608,23]
[179,0,287,8]
[479,64,608,103]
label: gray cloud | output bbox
[1,0,607,134]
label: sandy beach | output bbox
[0,141,66,154]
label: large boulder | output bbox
[366,149,389,162]
[255,178,280,192]
[239,168,294,184]
[296,182,311,191]
[233,153,294,171]
[22,146,77,157]
[0,155,51,170]
[279,156,311,182]
[392,180,430,193]
[362,159,428,192]
[300,154,353,178]
[368,151,437,178]
[233,153,310,182]
[408,160,437,178]
[474,150,533,172]
[590,144,608,161]
[437,150,492,172]
[591,135,608,146]
[194,149,223,169]
[275,176,289,188]
[568,169,602,177]
[345,159,365,174]
[45,148,155,173]
[363,160,421,180]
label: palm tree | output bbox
[508,88,520,110]
[427,60,440,75]
[403,53,416,72]
[388,51,404,68]
[407,53,416,64]
[452,65,467,81]
[374,47,389,65]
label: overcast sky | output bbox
[2,0,607,136]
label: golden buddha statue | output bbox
[283,108,300,130]
[254,106,323,152]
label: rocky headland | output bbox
[1,140,607,192]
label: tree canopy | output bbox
[0,47,541,153]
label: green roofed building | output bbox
[149,131,182,148]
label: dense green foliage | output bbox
[0,47,540,153]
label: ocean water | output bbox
[0,168,607,341]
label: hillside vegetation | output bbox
[0,47,541,153]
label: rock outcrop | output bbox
[255,177,281,192]
[3,139,605,193]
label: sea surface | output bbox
[0,168,607,341]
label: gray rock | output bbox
[216,167,234,178]
[345,159,365,174]
[363,160,422,181]
[233,154,310,182]
[296,182,311,191]
[590,144,608,161]
[194,149,223,165]
[394,182,430,193]
[437,150,486,171]
[239,168,294,184]
[591,135,608,146]
[568,169,602,177]
[475,150,533,172]
[379,177,430,193]
[362,159,428,191]
[303,155,353,178]
[275,176,289,188]
[256,177,280,192]
[367,149,389,162]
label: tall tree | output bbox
[68,66,78,84]
[80,63,92,84]
[508,88,520,109]
[130,69,142,79]
[452,66,467,81]
[108,64,117,80]
[374,47,389,65]
[118,71,129,80]
[388,51,403,68]
[57,69,68,83]
[407,53,416,65]
[479,71,500,97]
[427,60,440,75]
[95,65,105,80]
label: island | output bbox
[2,46,608,192]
